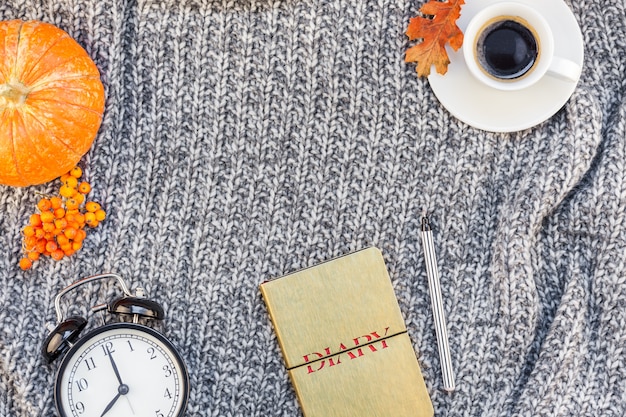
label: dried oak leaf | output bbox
[405,0,465,77]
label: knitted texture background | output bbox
[0,0,625,416]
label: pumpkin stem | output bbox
[0,81,31,107]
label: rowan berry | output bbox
[64,227,78,240]
[29,213,42,227]
[74,193,85,205]
[59,185,76,198]
[23,225,36,237]
[78,182,91,194]
[27,251,40,261]
[45,240,58,253]
[64,176,78,189]
[74,229,87,242]
[51,249,64,261]
[34,227,45,239]
[54,208,66,219]
[57,234,70,246]
[65,198,80,210]
[40,211,55,223]
[75,213,86,226]
[70,166,82,178]
[19,258,33,270]
[23,235,38,249]
[35,240,46,253]
[54,218,68,230]
[85,216,98,228]
[37,198,52,211]
[85,201,101,213]
[50,196,63,210]
[94,209,106,222]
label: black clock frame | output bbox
[53,322,190,417]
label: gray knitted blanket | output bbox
[1,0,625,416]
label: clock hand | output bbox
[107,350,124,386]
[101,350,131,416]
[124,395,136,415]
[100,392,121,417]
[100,384,130,417]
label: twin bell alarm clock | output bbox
[41,273,190,417]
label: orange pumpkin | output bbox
[0,20,105,187]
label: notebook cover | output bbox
[260,247,433,417]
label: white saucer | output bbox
[428,0,584,132]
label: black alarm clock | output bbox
[42,273,190,417]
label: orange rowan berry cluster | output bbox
[19,166,106,270]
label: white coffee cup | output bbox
[462,1,581,91]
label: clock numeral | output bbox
[75,378,89,392]
[75,401,86,414]
[84,357,96,371]
[128,340,135,352]
[155,410,165,417]
[163,364,173,377]
[164,388,172,399]
[147,347,157,360]
[101,341,115,356]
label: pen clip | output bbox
[421,216,431,232]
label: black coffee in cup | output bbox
[476,18,538,80]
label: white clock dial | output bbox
[55,323,189,417]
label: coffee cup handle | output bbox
[547,57,581,83]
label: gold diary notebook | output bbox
[260,247,434,417]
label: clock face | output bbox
[55,323,189,417]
